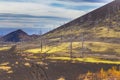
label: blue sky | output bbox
[0,0,113,35]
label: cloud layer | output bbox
[0,0,113,34]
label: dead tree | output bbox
[80,32,85,57]
[60,31,63,43]
[69,29,73,59]
[79,14,91,58]
[107,6,113,33]
[39,29,43,53]
[70,38,73,58]
[43,38,47,49]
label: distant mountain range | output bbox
[1,29,39,42]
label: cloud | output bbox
[56,0,113,3]
[0,1,86,19]
[0,13,70,29]
[0,0,112,34]
[0,0,114,3]
[0,1,86,29]
[0,0,111,19]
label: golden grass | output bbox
[49,38,60,41]
[7,70,13,73]
[94,27,120,38]
[0,62,11,72]
[57,77,65,80]
[0,47,10,51]
[24,41,120,64]
[80,67,120,80]
[25,48,42,53]
[45,25,120,39]
[47,57,120,64]
[24,41,120,54]
[86,42,120,53]
[0,62,9,66]
[24,63,30,67]
[24,42,79,54]
[0,66,11,71]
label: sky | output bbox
[0,0,113,35]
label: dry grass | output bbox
[45,24,120,39]
[0,47,10,51]
[0,62,12,72]
[47,57,120,64]
[24,41,120,54]
[79,67,120,80]
[94,27,120,38]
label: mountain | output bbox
[1,29,31,42]
[30,34,39,39]
[44,0,120,43]
[39,0,120,56]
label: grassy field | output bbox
[23,40,120,65]
[24,41,120,55]
[0,43,119,80]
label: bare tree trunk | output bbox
[39,29,43,53]
[60,34,63,43]
[44,38,46,49]
[70,39,73,58]
[69,29,73,59]
[106,7,110,33]
[40,39,43,52]
[81,32,84,57]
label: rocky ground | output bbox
[0,46,119,80]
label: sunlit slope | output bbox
[25,41,120,55]
[24,41,120,64]
[23,0,120,64]
[43,0,120,43]
[44,26,120,42]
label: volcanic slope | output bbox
[26,0,120,58]
[44,0,120,42]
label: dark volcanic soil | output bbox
[0,48,119,80]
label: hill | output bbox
[24,0,120,58]
[44,0,120,43]
[1,29,31,42]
